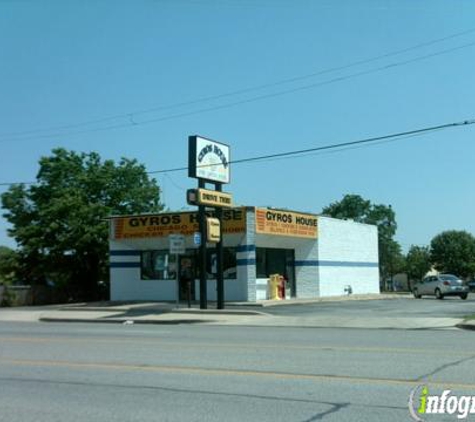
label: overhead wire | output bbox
[1,118,474,189]
[1,28,475,142]
[147,119,475,175]
[232,129,448,166]
[1,39,475,145]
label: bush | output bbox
[0,287,14,307]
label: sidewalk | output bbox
[253,292,411,307]
[0,293,471,330]
[54,293,411,308]
[36,309,464,330]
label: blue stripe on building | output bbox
[235,257,377,267]
[110,250,141,256]
[236,244,256,252]
[237,258,256,266]
[295,260,378,268]
[110,262,141,268]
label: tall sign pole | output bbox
[198,179,207,309]
[215,183,224,309]
[188,135,231,310]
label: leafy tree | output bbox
[1,148,163,300]
[322,194,372,223]
[0,246,18,283]
[430,230,475,278]
[380,239,406,283]
[406,245,431,287]
[322,194,400,286]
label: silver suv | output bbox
[413,274,469,300]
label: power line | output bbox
[2,40,475,145]
[147,119,475,174]
[1,28,475,142]
[1,118,474,188]
[231,130,446,166]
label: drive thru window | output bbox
[256,248,295,297]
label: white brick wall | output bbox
[295,240,320,298]
[244,208,257,302]
[317,217,380,296]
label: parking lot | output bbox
[261,293,475,319]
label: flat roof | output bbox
[107,205,319,219]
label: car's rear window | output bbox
[440,275,459,283]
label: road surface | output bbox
[1,321,474,421]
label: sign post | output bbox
[215,184,224,309]
[169,234,185,308]
[188,135,231,310]
[198,180,207,309]
[175,253,179,308]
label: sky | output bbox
[1,0,475,252]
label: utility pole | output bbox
[215,183,224,309]
[198,179,207,309]
[188,135,231,310]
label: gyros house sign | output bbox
[188,135,230,184]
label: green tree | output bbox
[1,148,163,300]
[322,194,400,287]
[0,246,18,283]
[430,230,475,278]
[406,245,431,288]
[380,238,406,284]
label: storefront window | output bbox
[141,248,236,280]
[206,247,237,279]
[141,251,177,280]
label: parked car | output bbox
[413,274,469,300]
[468,279,475,293]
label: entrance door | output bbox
[285,251,296,298]
[178,255,195,301]
[256,248,295,298]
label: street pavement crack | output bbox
[416,354,475,381]
[0,376,406,413]
[301,403,350,421]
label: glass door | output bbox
[179,255,195,301]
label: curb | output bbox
[38,317,460,330]
[455,323,475,331]
[51,308,265,317]
[39,317,214,325]
[169,309,266,316]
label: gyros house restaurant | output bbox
[109,206,380,302]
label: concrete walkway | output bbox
[36,309,464,330]
[1,294,473,330]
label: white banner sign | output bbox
[188,135,230,184]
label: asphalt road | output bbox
[1,321,474,422]
[262,294,475,318]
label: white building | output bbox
[109,206,380,302]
